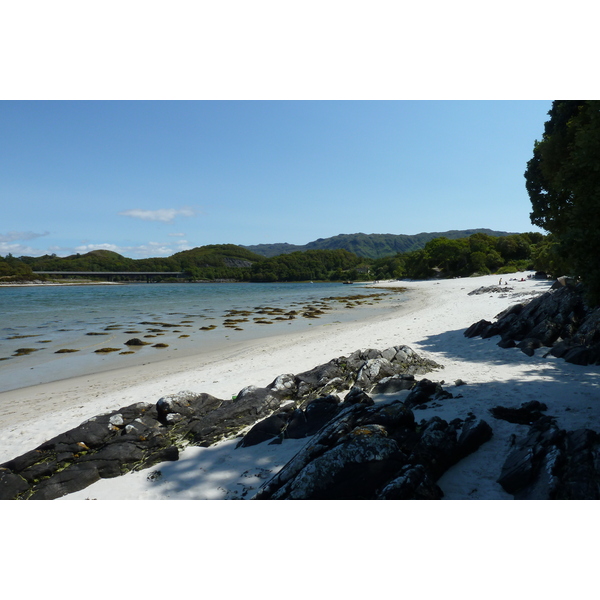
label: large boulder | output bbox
[497,417,600,499]
[254,385,493,500]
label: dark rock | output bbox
[255,384,490,500]
[356,400,415,431]
[408,417,460,480]
[29,462,102,500]
[124,338,146,346]
[0,344,444,500]
[563,346,591,365]
[465,284,600,365]
[497,338,516,348]
[268,426,407,499]
[266,373,297,398]
[498,419,600,500]
[371,374,415,395]
[455,418,493,460]
[404,379,450,408]
[236,413,290,448]
[0,470,30,500]
[156,391,222,424]
[376,464,444,500]
[490,401,548,425]
[497,417,563,496]
[464,319,494,338]
[553,429,600,500]
[343,386,375,405]
[516,337,543,357]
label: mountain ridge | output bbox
[242,229,518,259]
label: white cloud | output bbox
[118,208,196,223]
[75,243,122,253]
[72,242,176,257]
[1,242,41,256]
[169,232,186,237]
[0,230,49,242]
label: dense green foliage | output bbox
[525,100,600,304]
[2,233,551,284]
[13,245,265,282]
[244,229,515,259]
[370,232,544,280]
[249,249,364,282]
[0,254,35,281]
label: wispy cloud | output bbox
[1,242,41,256]
[169,233,186,237]
[118,208,196,223]
[75,243,122,254]
[74,242,177,258]
[0,230,49,243]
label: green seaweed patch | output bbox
[200,325,217,331]
[178,335,190,338]
[94,347,121,353]
[13,348,39,356]
[86,332,110,336]
[37,340,53,343]
[152,343,169,348]
[124,330,142,334]
[55,349,80,354]
[119,351,135,355]
[0,357,11,361]
[8,334,39,340]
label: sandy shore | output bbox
[4,271,600,500]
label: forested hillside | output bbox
[243,229,515,259]
[10,245,265,282]
[2,233,550,283]
[248,249,364,282]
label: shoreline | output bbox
[6,270,600,500]
[0,283,423,462]
[0,282,405,394]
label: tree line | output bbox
[2,234,552,283]
[370,232,545,280]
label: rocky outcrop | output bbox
[0,345,441,500]
[253,385,493,500]
[497,416,600,499]
[464,282,600,366]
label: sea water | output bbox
[0,282,406,393]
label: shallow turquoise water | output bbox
[0,282,405,392]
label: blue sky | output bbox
[1,100,552,258]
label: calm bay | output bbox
[0,281,406,393]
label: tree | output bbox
[525,100,600,303]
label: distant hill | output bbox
[25,244,265,279]
[243,229,517,260]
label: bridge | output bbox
[33,271,185,282]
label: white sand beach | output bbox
[2,271,600,501]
